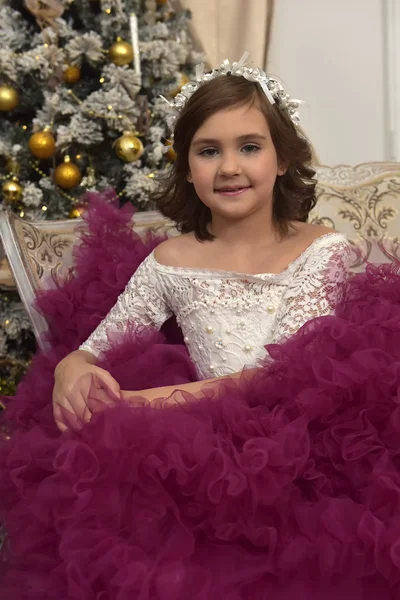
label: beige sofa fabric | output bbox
[310,163,400,271]
[0,211,176,347]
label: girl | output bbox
[53,58,351,429]
[1,57,399,600]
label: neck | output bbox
[208,207,279,248]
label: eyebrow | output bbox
[191,133,267,147]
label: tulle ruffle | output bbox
[2,193,400,598]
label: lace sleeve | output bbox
[79,253,173,357]
[271,235,351,343]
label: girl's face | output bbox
[188,103,286,224]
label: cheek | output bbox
[188,156,200,179]
[191,161,214,187]
[255,153,280,182]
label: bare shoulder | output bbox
[291,222,340,243]
[154,233,200,267]
[285,223,346,262]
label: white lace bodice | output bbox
[79,233,351,379]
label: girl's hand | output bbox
[53,351,120,432]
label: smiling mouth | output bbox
[215,186,251,196]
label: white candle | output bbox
[129,12,141,83]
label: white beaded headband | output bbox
[160,52,303,134]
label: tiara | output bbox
[160,52,303,134]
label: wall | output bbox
[267,0,388,166]
[385,0,400,161]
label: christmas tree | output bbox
[0,0,202,393]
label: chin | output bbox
[213,207,258,220]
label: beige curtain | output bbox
[176,0,274,69]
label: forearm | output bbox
[120,367,259,403]
[170,367,258,392]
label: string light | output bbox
[66,88,144,131]
[29,160,79,202]
[13,44,54,60]
[0,356,32,401]
[28,160,117,204]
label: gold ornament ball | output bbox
[114,132,144,162]
[64,65,81,84]
[165,139,177,162]
[0,85,19,112]
[54,157,82,189]
[2,178,23,205]
[170,72,190,97]
[6,157,20,175]
[68,205,86,218]
[109,38,134,66]
[28,130,56,159]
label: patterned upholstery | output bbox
[1,161,400,346]
[0,210,176,347]
[310,162,400,271]
[0,210,176,291]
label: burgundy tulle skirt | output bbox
[2,193,400,599]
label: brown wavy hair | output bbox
[150,75,317,241]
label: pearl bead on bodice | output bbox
[80,233,351,379]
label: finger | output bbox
[96,369,121,396]
[53,387,76,429]
[59,391,92,430]
[65,375,95,422]
[67,391,93,426]
[87,375,119,413]
[81,401,92,424]
[53,401,72,432]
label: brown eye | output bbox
[199,148,218,157]
[242,144,260,153]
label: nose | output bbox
[218,151,242,177]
